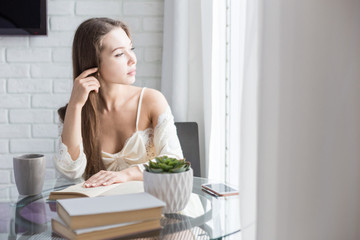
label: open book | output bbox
[48,181,144,200]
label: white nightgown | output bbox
[53,88,183,179]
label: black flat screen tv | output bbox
[0,0,47,35]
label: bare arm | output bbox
[145,89,183,159]
[143,88,169,128]
[61,67,100,160]
[61,104,83,160]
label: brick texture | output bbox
[76,2,121,16]
[0,95,30,108]
[0,109,7,123]
[0,79,5,93]
[8,79,52,93]
[0,140,8,153]
[0,48,4,63]
[6,49,52,62]
[10,139,54,153]
[9,110,53,123]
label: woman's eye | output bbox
[130,47,135,51]
[115,53,124,57]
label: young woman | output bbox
[54,18,183,188]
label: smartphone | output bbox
[201,183,239,197]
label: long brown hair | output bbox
[58,18,131,179]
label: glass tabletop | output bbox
[0,177,241,239]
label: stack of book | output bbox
[51,191,165,240]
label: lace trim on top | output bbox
[53,122,87,179]
[101,107,172,171]
[55,136,85,169]
[142,106,173,160]
[53,105,181,177]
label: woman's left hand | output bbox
[83,170,129,188]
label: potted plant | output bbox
[143,156,193,213]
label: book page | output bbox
[54,182,121,197]
[100,181,144,196]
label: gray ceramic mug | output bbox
[13,154,46,196]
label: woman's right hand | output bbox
[68,67,100,108]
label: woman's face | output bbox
[98,28,137,85]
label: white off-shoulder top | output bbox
[53,88,183,179]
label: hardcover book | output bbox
[56,192,165,230]
[52,216,161,240]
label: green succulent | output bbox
[144,156,191,173]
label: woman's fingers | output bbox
[84,170,107,187]
[76,67,98,81]
[80,78,100,92]
[83,171,127,188]
[99,176,113,186]
[84,82,100,93]
[89,85,100,93]
[94,172,114,186]
[69,74,100,107]
[78,77,100,88]
[84,171,115,187]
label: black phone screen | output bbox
[203,183,237,193]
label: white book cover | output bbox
[57,192,166,216]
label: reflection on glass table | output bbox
[0,177,240,239]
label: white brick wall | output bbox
[6,49,52,62]
[0,49,5,62]
[0,140,8,153]
[8,79,52,93]
[0,109,7,123]
[9,110,53,123]
[76,2,122,16]
[0,0,165,187]
[0,79,5,93]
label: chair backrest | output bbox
[175,122,201,177]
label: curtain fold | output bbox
[161,0,189,121]
[161,0,216,178]
[235,0,259,239]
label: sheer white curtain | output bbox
[233,0,259,239]
[161,0,225,178]
[162,0,260,238]
[161,0,248,185]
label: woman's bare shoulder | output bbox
[127,85,143,94]
[142,88,169,126]
[143,88,168,107]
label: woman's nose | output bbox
[128,52,137,65]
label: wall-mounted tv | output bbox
[0,0,47,35]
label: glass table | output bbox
[0,177,240,239]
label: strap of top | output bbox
[136,87,146,131]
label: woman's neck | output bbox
[99,84,135,112]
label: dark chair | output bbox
[175,122,201,177]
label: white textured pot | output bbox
[143,168,193,213]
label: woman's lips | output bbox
[127,70,136,76]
